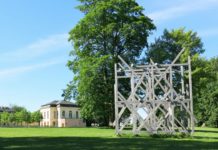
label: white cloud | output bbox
[148,0,218,23]
[0,33,70,62]
[0,33,71,79]
[0,59,65,79]
[198,28,218,37]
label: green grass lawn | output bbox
[0,127,217,150]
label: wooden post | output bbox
[150,62,155,131]
[131,71,137,135]
[169,66,175,133]
[181,66,185,94]
[188,56,194,134]
[180,66,185,126]
[114,64,119,135]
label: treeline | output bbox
[193,57,218,127]
[0,105,42,127]
[64,0,218,127]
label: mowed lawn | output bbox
[0,127,217,150]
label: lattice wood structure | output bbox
[114,49,195,135]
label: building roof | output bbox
[41,100,78,108]
[0,107,14,113]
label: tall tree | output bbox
[146,28,205,63]
[66,0,155,126]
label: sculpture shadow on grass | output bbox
[195,130,218,134]
[0,136,217,150]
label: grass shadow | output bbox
[0,136,217,150]
[192,136,218,140]
[195,130,218,134]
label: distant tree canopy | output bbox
[193,57,218,127]
[146,28,205,63]
[0,105,42,127]
[66,0,155,126]
[65,0,218,127]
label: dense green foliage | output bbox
[194,57,218,127]
[0,127,217,149]
[66,1,217,127]
[146,28,205,63]
[67,0,155,126]
[146,28,218,127]
[0,106,42,127]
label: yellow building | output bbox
[40,100,86,127]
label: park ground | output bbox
[0,127,217,150]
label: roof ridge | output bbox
[41,100,78,107]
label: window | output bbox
[69,111,72,119]
[62,111,65,118]
[54,111,56,119]
[47,111,49,119]
[44,112,46,119]
[76,111,79,119]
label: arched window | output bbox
[62,111,65,118]
[69,111,72,119]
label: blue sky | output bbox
[0,0,218,112]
